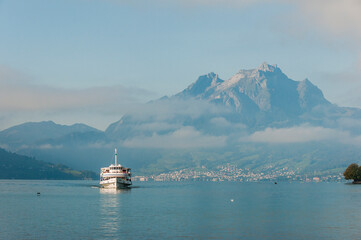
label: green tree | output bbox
[344,163,359,181]
[355,167,361,181]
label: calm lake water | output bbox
[0,180,360,240]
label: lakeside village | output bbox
[133,164,343,183]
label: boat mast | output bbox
[115,148,117,166]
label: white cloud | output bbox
[0,66,152,111]
[352,135,361,146]
[37,144,63,150]
[337,118,361,130]
[244,125,350,144]
[297,0,361,39]
[122,0,361,42]
[176,0,361,39]
[210,117,246,129]
[136,122,181,132]
[116,0,361,39]
[0,65,155,130]
[123,126,226,149]
[0,84,144,111]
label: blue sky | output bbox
[0,0,360,130]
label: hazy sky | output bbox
[0,0,360,130]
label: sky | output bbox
[0,0,361,130]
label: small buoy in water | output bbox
[37,192,40,195]
[274,182,277,184]
[230,199,234,202]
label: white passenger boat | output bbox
[100,148,132,188]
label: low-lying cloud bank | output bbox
[119,124,361,150]
[243,125,361,146]
[0,68,151,112]
[0,65,154,130]
[123,126,227,149]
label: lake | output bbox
[0,180,360,239]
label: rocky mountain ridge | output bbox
[1,63,361,175]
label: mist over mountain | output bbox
[1,63,361,176]
[108,63,361,139]
[174,62,354,129]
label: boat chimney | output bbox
[115,148,117,166]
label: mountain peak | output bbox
[176,72,224,98]
[257,62,279,72]
[301,78,311,84]
[206,72,217,78]
[297,78,330,109]
[172,63,332,116]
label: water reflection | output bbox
[99,188,131,195]
[99,188,131,237]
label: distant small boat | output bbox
[100,148,132,189]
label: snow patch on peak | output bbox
[176,72,224,98]
[218,72,247,90]
[257,62,278,72]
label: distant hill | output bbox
[0,121,101,149]
[0,148,97,180]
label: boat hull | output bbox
[100,177,132,189]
